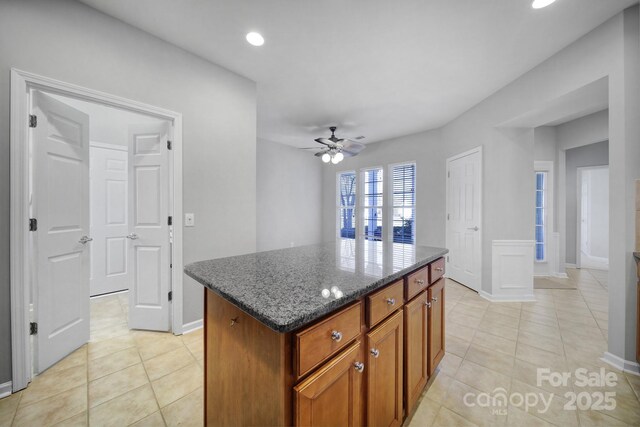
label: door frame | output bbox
[575,165,609,270]
[445,146,483,292]
[10,69,184,391]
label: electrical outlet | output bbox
[185,213,195,227]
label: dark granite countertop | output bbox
[185,240,448,333]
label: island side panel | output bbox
[205,289,293,426]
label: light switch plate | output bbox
[185,213,195,227]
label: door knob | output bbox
[126,233,139,240]
[467,226,479,231]
[79,235,93,244]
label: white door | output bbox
[128,123,171,331]
[446,148,482,292]
[32,91,90,372]
[90,143,130,296]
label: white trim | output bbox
[336,170,357,240]
[182,319,204,335]
[89,140,128,152]
[0,381,13,399]
[359,166,384,241]
[534,161,554,272]
[479,290,536,303]
[565,263,577,268]
[602,352,640,376]
[10,69,184,392]
[445,146,483,293]
[490,240,535,301]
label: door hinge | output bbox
[447,171,450,178]
[167,140,172,150]
[168,216,172,226]
[29,114,37,128]
[447,213,450,220]
[446,255,450,262]
[30,322,38,335]
[29,218,38,231]
[168,291,173,301]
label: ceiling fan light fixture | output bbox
[334,152,344,162]
[246,32,264,46]
[531,0,557,9]
[321,153,331,163]
[330,155,340,164]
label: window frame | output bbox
[360,166,384,241]
[534,161,554,264]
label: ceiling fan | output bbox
[301,126,366,164]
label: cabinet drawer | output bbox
[406,266,428,301]
[367,279,404,328]
[429,258,445,284]
[295,302,363,378]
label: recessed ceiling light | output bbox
[532,0,557,9]
[246,32,264,46]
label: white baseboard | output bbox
[182,319,203,335]
[0,381,12,398]
[552,272,569,279]
[479,290,536,303]
[602,352,640,376]
[565,263,577,268]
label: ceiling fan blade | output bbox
[314,151,329,157]
[314,138,333,146]
[342,141,366,153]
[299,147,322,150]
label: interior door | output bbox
[32,91,90,373]
[446,149,481,291]
[128,123,171,331]
[90,143,130,296]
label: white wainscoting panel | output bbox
[482,240,535,302]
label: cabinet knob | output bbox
[425,301,432,308]
[370,348,380,358]
[331,330,343,342]
[415,279,425,285]
[354,362,365,373]
[230,317,238,327]
[432,296,438,302]
[435,267,444,272]
[386,298,396,306]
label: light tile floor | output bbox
[0,292,204,427]
[406,268,640,427]
[2,269,638,426]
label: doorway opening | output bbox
[10,69,184,392]
[577,165,609,271]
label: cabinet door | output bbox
[366,310,403,427]
[294,341,365,427]
[428,279,445,375]
[404,291,428,415]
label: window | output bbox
[338,172,356,239]
[362,168,383,241]
[391,163,416,244]
[535,171,547,261]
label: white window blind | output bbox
[338,172,356,239]
[392,163,416,244]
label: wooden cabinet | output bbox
[406,266,428,301]
[428,279,445,375]
[367,279,404,328]
[366,310,404,427]
[294,341,365,427]
[295,302,363,378]
[403,291,428,415]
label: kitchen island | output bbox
[186,240,448,427]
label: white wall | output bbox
[257,139,323,252]
[0,0,257,384]
[557,109,609,151]
[565,141,609,264]
[321,129,445,248]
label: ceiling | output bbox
[78,0,636,147]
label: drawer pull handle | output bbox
[370,348,380,358]
[331,330,343,342]
[354,362,365,373]
[425,301,432,308]
[386,298,396,306]
[435,267,444,272]
[432,296,438,302]
[415,279,425,285]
